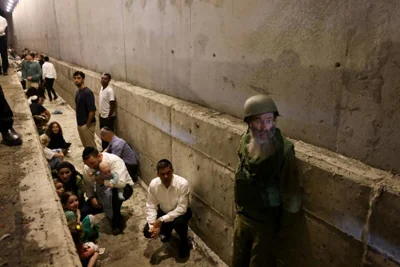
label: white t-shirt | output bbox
[42,62,57,79]
[0,16,7,36]
[99,86,116,118]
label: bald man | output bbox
[100,127,139,182]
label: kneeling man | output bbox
[143,159,192,258]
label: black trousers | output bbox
[111,184,133,229]
[99,116,116,150]
[143,208,192,242]
[126,163,138,182]
[0,85,13,133]
[45,78,57,100]
[0,36,8,73]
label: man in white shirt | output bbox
[143,159,192,258]
[81,147,134,235]
[98,73,116,150]
[42,56,58,101]
[0,13,9,75]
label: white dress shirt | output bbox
[146,174,190,224]
[0,16,7,36]
[42,61,57,79]
[83,152,134,199]
[99,86,116,118]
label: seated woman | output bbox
[56,161,85,208]
[45,121,71,154]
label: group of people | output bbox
[0,42,303,266]
[68,69,302,266]
[16,49,58,101]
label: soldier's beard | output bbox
[247,127,276,160]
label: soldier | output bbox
[233,95,302,267]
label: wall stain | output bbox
[223,76,236,89]
[249,84,274,95]
[140,0,147,9]
[185,0,193,7]
[125,0,134,12]
[200,0,224,8]
[158,0,166,12]
[193,34,209,60]
[355,41,392,104]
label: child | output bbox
[45,121,71,154]
[61,191,99,242]
[68,221,99,267]
[39,134,63,170]
[53,178,64,197]
[98,161,125,200]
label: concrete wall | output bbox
[51,59,400,266]
[11,0,400,174]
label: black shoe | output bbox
[112,227,122,236]
[54,96,58,100]
[1,128,22,146]
[178,239,190,258]
[3,72,8,76]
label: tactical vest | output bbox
[235,128,286,220]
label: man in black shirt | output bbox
[74,71,97,148]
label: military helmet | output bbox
[243,95,279,122]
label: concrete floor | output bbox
[42,89,227,266]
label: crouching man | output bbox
[143,159,192,258]
[82,147,134,235]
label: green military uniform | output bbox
[233,128,301,267]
